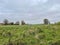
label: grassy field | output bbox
[0,24,60,45]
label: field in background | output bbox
[0,24,60,45]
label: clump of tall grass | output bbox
[35,27,43,33]
[35,33,45,39]
[2,32,12,37]
[49,40,60,45]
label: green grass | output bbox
[0,24,60,45]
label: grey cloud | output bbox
[0,0,60,24]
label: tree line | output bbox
[0,18,60,25]
[0,19,50,25]
[2,19,25,25]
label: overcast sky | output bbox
[0,0,60,24]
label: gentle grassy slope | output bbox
[0,25,60,45]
